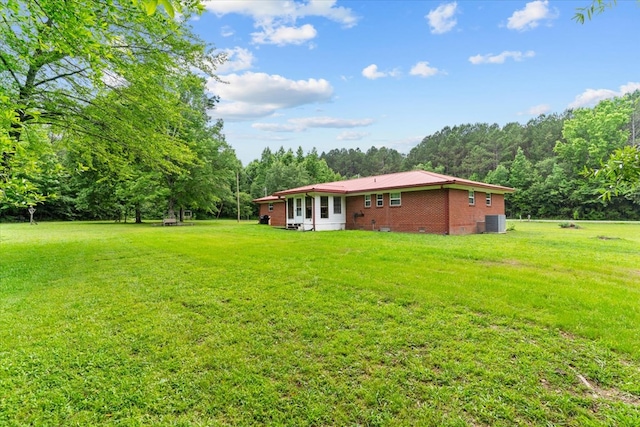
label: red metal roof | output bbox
[273,170,514,197]
[252,195,283,203]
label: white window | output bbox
[486,193,492,206]
[376,194,384,207]
[469,190,475,206]
[320,196,329,219]
[268,203,274,211]
[305,196,313,219]
[364,194,371,208]
[333,196,342,214]
[390,192,401,206]
[296,198,302,216]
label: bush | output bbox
[559,222,581,229]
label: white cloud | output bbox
[469,50,535,64]
[620,82,640,94]
[205,0,358,26]
[252,123,300,132]
[253,116,374,133]
[362,64,400,80]
[221,26,234,37]
[252,23,317,46]
[426,2,458,35]
[207,72,333,121]
[292,116,374,129]
[337,131,370,141]
[525,104,552,115]
[295,0,359,28]
[362,64,385,80]
[568,82,640,109]
[410,61,441,77]
[378,136,424,153]
[507,0,558,31]
[204,0,358,47]
[216,47,255,73]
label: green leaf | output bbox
[159,0,175,18]
[145,0,158,16]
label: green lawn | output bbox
[1,220,639,426]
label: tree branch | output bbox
[0,52,21,86]
[34,67,91,87]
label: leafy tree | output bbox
[302,148,340,183]
[264,160,311,194]
[247,146,340,203]
[592,145,640,203]
[506,148,537,217]
[321,148,366,178]
[555,98,633,175]
[509,147,535,189]
[133,0,204,18]
[155,75,238,220]
[364,146,404,175]
[0,0,216,207]
[572,0,639,23]
[0,119,63,210]
[485,164,510,187]
[413,161,445,174]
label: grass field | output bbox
[1,220,639,426]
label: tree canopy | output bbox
[0,0,219,208]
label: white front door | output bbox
[294,197,303,223]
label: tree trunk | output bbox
[135,205,142,223]
[167,198,175,217]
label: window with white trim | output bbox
[320,196,329,219]
[486,193,492,206]
[295,198,302,216]
[390,192,401,206]
[305,196,313,219]
[268,203,274,211]
[469,190,475,206]
[376,194,384,207]
[333,196,342,214]
[364,194,371,208]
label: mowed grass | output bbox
[1,220,639,426]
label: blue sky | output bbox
[190,1,639,165]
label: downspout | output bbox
[443,185,450,235]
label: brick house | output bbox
[253,170,514,235]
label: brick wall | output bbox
[258,201,286,227]
[344,188,506,234]
[448,190,505,235]
[345,190,449,234]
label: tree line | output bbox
[242,91,639,221]
[325,94,639,220]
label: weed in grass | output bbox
[559,222,581,229]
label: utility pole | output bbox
[236,171,240,222]
[632,99,638,146]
